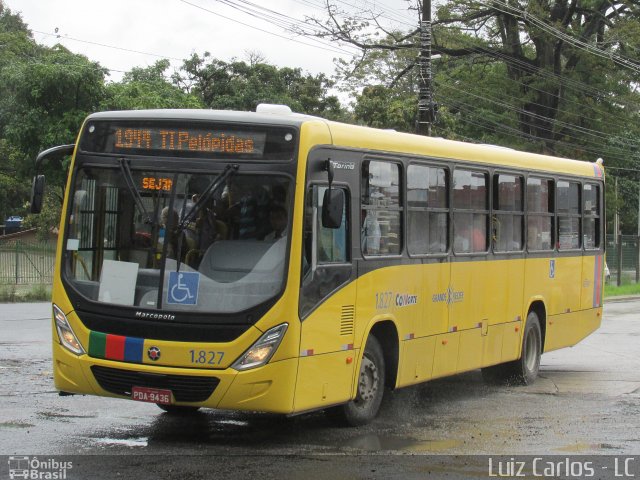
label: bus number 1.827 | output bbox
[189,350,225,365]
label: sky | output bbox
[7,0,375,82]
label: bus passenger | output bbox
[264,205,287,240]
[361,210,381,255]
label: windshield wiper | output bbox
[172,163,239,274]
[118,158,153,224]
[177,163,239,232]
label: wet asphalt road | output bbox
[0,300,639,478]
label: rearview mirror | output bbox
[30,175,45,214]
[321,188,344,229]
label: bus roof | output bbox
[86,109,603,179]
[85,108,315,127]
[322,120,603,179]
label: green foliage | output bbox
[604,283,640,298]
[22,189,62,240]
[176,53,345,119]
[0,139,29,222]
[353,86,415,131]
[0,284,51,303]
[2,44,106,164]
[103,60,203,110]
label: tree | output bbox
[103,60,203,110]
[2,44,106,195]
[0,2,107,231]
[302,0,640,154]
[174,53,346,119]
[302,1,640,233]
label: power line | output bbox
[432,45,640,135]
[32,29,184,62]
[438,95,631,163]
[179,0,356,56]
[436,80,640,150]
[489,0,640,75]
[435,29,640,111]
[207,0,362,55]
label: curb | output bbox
[604,295,640,303]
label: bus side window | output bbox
[527,177,554,251]
[557,180,581,250]
[317,186,348,264]
[583,183,601,249]
[453,169,489,254]
[361,160,402,256]
[493,174,524,252]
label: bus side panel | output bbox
[395,260,448,388]
[550,256,583,315]
[524,257,553,309]
[456,328,483,373]
[501,320,523,363]
[431,332,460,379]
[485,259,524,365]
[419,261,450,338]
[482,323,505,367]
[581,254,604,311]
[293,352,358,412]
[398,336,435,387]
[449,260,488,332]
[544,310,601,352]
[294,281,358,412]
[503,259,525,327]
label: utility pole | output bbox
[416,0,436,136]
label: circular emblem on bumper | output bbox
[147,346,161,361]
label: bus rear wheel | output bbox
[481,310,542,386]
[333,336,385,426]
[157,404,201,414]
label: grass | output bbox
[0,284,51,302]
[604,282,640,298]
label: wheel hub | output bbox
[357,356,379,403]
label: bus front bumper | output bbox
[53,342,299,414]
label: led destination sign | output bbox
[114,127,265,155]
[141,177,173,191]
[80,121,296,160]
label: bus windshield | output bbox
[63,165,291,314]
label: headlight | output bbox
[53,304,85,355]
[232,323,288,371]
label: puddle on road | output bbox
[0,421,35,429]
[215,419,250,427]
[93,437,149,447]
[556,442,618,452]
[343,433,462,453]
[0,359,23,368]
[37,411,97,420]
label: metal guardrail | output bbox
[0,239,56,285]
[0,235,636,286]
[605,234,640,285]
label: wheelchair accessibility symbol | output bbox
[167,271,200,305]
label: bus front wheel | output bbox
[482,310,542,385]
[333,336,386,426]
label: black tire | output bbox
[333,336,386,427]
[481,310,542,386]
[157,404,201,414]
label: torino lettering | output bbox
[395,293,418,307]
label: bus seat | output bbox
[198,239,285,284]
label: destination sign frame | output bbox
[80,121,297,161]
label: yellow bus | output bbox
[32,105,604,425]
